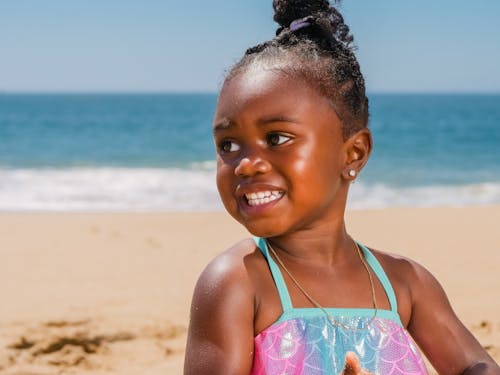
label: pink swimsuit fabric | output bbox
[251,313,428,374]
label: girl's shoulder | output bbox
[192,238,282,334]
[192,238,270,309]
[195,238,259,290]
[199,237,264,280]
[370,247,429,281]
[369,247,440,327]
[370,247,437,290]
[185,239,268,373]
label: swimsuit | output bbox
[251,237,428,375]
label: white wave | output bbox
[1,168,500,211]
[0,167,222,212]
[348,181,500,209]
[188,160,217,170]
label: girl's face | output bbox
[213,65,352,237]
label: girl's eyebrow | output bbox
[213,119,233,134]
[213,115,300,134]
[256,115,299,126]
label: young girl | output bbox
[184,1,500,374]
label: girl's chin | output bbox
[237,218,288,239]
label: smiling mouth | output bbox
[244,191,284,207]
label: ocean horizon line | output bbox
[1,90,500,96]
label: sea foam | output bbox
[1,167,500,212]
[0,167,222,212]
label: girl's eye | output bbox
[219,140,240,153]
[267,133,291,146]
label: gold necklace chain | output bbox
[266,239,378,331]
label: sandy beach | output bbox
[0,206,499,374]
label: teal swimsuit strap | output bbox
[254,237,399,314]
[357,242,399,314]
[253,237,293,311]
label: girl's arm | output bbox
[406,261,500,375]
[184,251,256,375]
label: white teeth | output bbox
[245,191,284,207]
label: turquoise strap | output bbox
[253,237,398,314]
[357,242,399,314]
[253,237,294,311]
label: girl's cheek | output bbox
[216,167,234,197]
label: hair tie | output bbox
[289,16,313,32]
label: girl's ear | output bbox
[342,129,372,181]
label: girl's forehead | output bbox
[215,65,326,118]
[213,66,342,138]
[227,64,283,96]
[222,65,293,99]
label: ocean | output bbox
[1,93,499,211]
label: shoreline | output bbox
[1,206,499,373]
[2,167,500,212]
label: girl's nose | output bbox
[234,156,271,177]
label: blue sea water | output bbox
[0,93,499,211]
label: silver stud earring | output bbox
[348,170,357,177]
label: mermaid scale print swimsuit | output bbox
[251,237,428,375]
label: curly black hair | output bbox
[225,0,369,139]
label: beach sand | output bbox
[0,207,499,374]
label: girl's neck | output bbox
[267,217,355,268]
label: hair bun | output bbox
[273,0,333,28]
[273,0,352,47]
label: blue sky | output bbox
[1,0,499,93]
